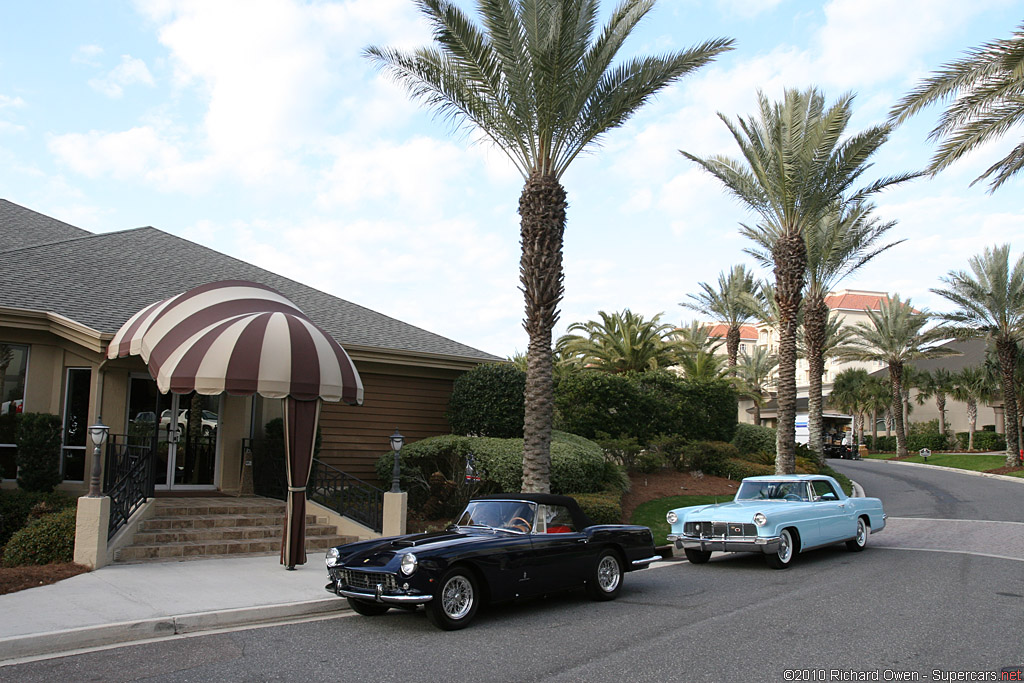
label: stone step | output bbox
[114,533,357,562]
[130,522,341,545]
[140,513,318,531]
[149,499,287,517]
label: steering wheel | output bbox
[783,494,803,502]
[507,516,532,533]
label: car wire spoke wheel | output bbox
[587,550,623,601]
[441,575,474,619]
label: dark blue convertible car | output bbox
[325,493,659,629]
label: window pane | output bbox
[0,343,29,480]
[62,368,91,481]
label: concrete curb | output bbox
[870,457,1024,484]
[0,598,349,663]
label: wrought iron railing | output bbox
[309,459,384,533]
[243,438,384,532]
[104,434,155,540]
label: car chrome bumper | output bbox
[631,554,662,567]
[668,534,781,554]
[328,581,433,605]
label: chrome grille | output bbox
[685,521,757,539]
[340,569,398,592]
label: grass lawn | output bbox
[862,452,1010,471]
[630,495,730,547]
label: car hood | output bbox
[339,528,505,567]
[678,500,807,520]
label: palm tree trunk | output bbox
[890,362,908,458]
[996,339,1021,467]
[753,400,761,426]
[804,298,828,464]
[773,233,805,475]
[936,394,946,437]
[726,325,740,370]
[519,172,566,493]
[871,407,878,448]
[967,398,977,451]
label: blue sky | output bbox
[1,0,1021,358]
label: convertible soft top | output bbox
[472,493,595,530]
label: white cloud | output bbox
[89,55,156,98]
[72,44,104,66]
[0,95,25,109]
[48,126,182,181]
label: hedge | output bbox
[2,507,77,567]
[731,423,776,457]
[955,431,1006,452]
[375,431,621,518]
[569,492,622,525]
[554,370,737,444]
[0,490,77,549]
[447,363,525,438]
[15,413,63,493]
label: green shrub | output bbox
[731,423,776,457]
[447,363,526,438]
[680,441,740,476]
[718,458,774,480]
[2,507,77,567]
[15,413,63,493]
[0,490,77,549]
[554,369,737,444]
[866,435,897,452]
[633,450,667,474]
[375,431,612,518]
[570,492,622,525]
[647,434,688,470]
[956,431,1006,452]
[595,435,644,471]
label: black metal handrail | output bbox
[309,459,385,533]
[104,434,155,540]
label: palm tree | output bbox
[682,88,913,474]
[831,368,870,446]
[681,264,758,369]
[558,309,685,374]
[840,296,955,458]
[367,0,733,492]
[735,346,778,426]
[677,346,727,381]
[951,365,997,451]
[932,245,1024,466]
[915,368,956,438]
[889,23,1024,192]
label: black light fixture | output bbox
[389,429,404,493]
[86,417,110,497]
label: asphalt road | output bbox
[6,461,1024,682]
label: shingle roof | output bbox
[0,201,499,362]
[0,199,90,252]
[869,338,987,377]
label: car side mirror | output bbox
[820,493,837,501]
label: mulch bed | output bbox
[985,465,1024,476]
[619,470,738,522]
[0,563,91,596]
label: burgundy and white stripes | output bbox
[106,280,363,406]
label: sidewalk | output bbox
[0,554,349,664]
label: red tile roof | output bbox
[825,292,889,311]
[705,323,758,340]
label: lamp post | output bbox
[87,418,110,497]
[389,429,404,493]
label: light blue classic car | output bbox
[666,474,886,569]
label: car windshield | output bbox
[735,481,809,502]
[454,500,536,533]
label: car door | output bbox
[524,504,592,594]
[809,479,853,544]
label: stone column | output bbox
[73,496,111,569]
[382,491,407,537]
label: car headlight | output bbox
[400,552,418,576]
[753,512,767,527]
[326,547,340,567]
[666,511,678,525]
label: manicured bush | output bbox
[15,413,62,493]
[646,434,688,470]
[955,431,1006,452]
[554,370,737,445]
[681,441,740,476]
[570,492,622,525]
[718,458,774,480]
[0,490,77,549]
[375,431,614,517]
[2,507,77,567]
[866,435,897,453]
[633,450,667,474]
[447,363,526,438]
[595,435,645,471]
[731,423,776,457]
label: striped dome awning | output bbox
[107,280,363,405]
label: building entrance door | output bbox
[127,376,220,491]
